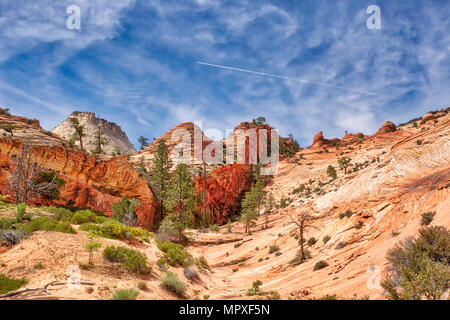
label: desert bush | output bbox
[209,224,219,233]
[162,271,185,295]
[307,237,317,246]
[0,230,26,246]
[22,217,76,234]
[381,226,449,300]
[339,210,353,219]
[103,246,151,275]
[313,260,329,271]
[157,241,193,267]
[0,218,16,230]
[195,256,210,271]
[137,281,148,291]
[335,241,347,249]
[111,288,139,300]
[247,280,263,296]
[183,265,200,280]
[0,274,27,294]
[421,211,436,226]
[79,220,149,241]
[42,206,74,221]
[323,235,331,244]
[269,244,280,254]
[112,196,140,227]
[15,203,32,222]
[267,290,281,300]
[289,249,311,265]
[70,210,106,225]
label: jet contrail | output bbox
[197,61,377,96]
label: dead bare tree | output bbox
[289,212,319,263]
[6,141,64,204]
[0,280,95,298]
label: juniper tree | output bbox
[338,157,352,174]
[149,141,173,222]
[70,118,86,150]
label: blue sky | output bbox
[0,0,449,149]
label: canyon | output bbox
[0,107,449,300]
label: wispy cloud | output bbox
[0,0,448,148]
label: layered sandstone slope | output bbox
[0,110,156,226]
[189,110,450,300]
[0,223,215,300]
[52,111,136,155]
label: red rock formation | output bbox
[195,164,253,225]
[0,136,157,227]
[375,121,397,135]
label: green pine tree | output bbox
[162,163,197,242]
[149,141,173,222]
[241,186,258,235]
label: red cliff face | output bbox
[195,164,253,225]
[0,137,157,227]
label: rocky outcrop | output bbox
[420,110,448,124]
[51,111,136,155]
[195,164,253,225]
[375,121,397,135]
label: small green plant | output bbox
[420,211,436,226]
[33,262,44,270]
[313,260,329,271]
[111,288,139,300]
[289,248,311,265]
[0,274,27,294]
[209,224,219,233]
[15,203,32,222]
[103,246,151,274]
[323,235,331,244]
[267,290,281,300]
[137,281,148,291]
[339,210,353,219]
[85,232,102,266]
[226,221,232,233]
[195,256,210,271]
[162,271,185,296]
[307,237,317,246]
[335,242,348,249]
